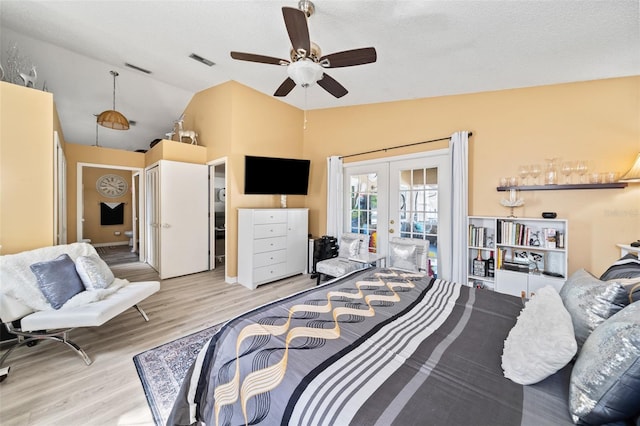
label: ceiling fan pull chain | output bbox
[303,88,308,130]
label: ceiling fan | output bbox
[230,0,377,99]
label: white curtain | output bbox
[449,131,469,284]
[326,156,343,238]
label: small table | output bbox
[349,252,387,268]
[617,243,640,257]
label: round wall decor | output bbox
[96,174,129,198]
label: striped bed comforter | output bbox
[168,268,573,426]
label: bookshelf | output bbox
[468,216,568,298]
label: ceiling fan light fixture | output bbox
[287,59,323,87]
[98,70,129,131]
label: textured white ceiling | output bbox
[1,0,638,152]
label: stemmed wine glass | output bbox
[575,161,589,183]
[561,161,574,184]
[518,165,530,186]
[529,164,541,185]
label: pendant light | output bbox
[97,70,129,130]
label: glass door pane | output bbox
[390,155,450,278]
[344,165,388,254]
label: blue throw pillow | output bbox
[30,253,85,309]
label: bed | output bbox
[168,266,592,426]
[170,253,640,426]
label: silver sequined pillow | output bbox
[75,254,115,290]
[338,236,361,258]
[559,269,628,349]
[569,301,640,424]
[389,242,419,272]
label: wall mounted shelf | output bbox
[497,183,627,191]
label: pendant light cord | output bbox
[111,70,118,109]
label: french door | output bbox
[343,151,450,277]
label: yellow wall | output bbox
[82,167,133,244]
[302,76,640,276]
[183,81,304,278]
[0,82,55,253]
[64,143,145,243]
[4,76,638,280]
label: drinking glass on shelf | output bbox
[561,161,574,184]
[518,165,530,186]
[529,164,541,185]
[575,161,589,183]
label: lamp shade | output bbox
[619,153,640,182]
[97,109,130,130]
[97,70,129,131]
[287,59,323,87]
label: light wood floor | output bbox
[0,262,316,425]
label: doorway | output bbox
[76,162,145,263]
[343,150,451,277]
[209,158,227,273]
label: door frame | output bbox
[207,157,227,273]
[76,162,145,261]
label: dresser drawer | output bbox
[254,249,286,268]
[253,210,287,225]
[254,223,287,239]
[254,236,287,253]
[254,262,286,283]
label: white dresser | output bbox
[237,208,309,289]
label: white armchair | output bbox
[315,233,369,285]
[0,243,160,381]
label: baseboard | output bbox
[93,241,129,248]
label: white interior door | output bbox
[343,163,389,254]
[145,166,160,271]
[343,151,451,277]
[54,132,67,245]
[158,160,209,279]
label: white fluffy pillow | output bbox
[75,254,115,290]
[502,286,577,385]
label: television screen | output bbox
[244,155,311,195]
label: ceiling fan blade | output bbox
[230,51,289,66]
[282,7,311,57]
[320,47,377,68]
[317,73,348,98]
[274,77,296,97]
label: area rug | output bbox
[133,324,221,425]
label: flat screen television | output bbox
[244,155,311,195]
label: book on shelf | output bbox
[498,219,545,247]
[468,224,492,248]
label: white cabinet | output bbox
[468,216,568,298]
[145,160,209,279]
[238,208,309,289]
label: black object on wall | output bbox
[100,202,125,225]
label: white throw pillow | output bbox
[389,242,419,272]
[338,236,361,258]
[75,254,115,290]
[502,285,577,385]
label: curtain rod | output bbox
[339,132,473,160]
